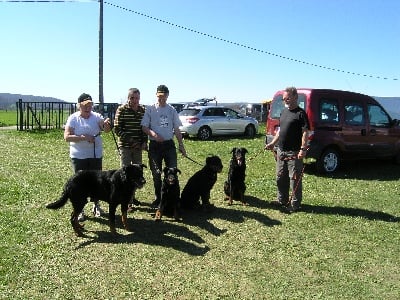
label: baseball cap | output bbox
[78,93,93,105]
[156,85,169,95]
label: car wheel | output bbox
[317,148,340,173]
[244,125,256,138]
[197,126,212,140]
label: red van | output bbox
[265,88,400,173]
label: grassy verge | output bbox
[0,127,398,299]
[0,110,17,127]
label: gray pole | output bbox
[99,0,104,114]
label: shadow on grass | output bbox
[300,204,399,222]
[76,217,210,256]
[181,204,281,235]
[247,195,398,222]
[306,159,400,181]
[75,200,281,253]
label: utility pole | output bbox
[98,0,104,114]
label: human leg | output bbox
[149,142,163,207]
[276,150,290,205]
[288,158,303,210]
[120,147,142,209]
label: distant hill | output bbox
[0,93,67,110]
[374,97,400,119]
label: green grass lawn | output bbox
[0,110,17,127]
[0,127,398,299]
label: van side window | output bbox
[368,104,390,127]
[344,103,365,125]
[298,94,306,110]
[319,99,339,123]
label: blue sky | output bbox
[1,0,399,105]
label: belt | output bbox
[150,139,173,144]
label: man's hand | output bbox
[178,143,187,157]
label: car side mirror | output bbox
[391,119,400,126]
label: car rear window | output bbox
[270,93,306,119]
[179,109,200,116]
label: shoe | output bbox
[92,203,104,217]
[78,210,85,222]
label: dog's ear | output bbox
[175,168,181,174]
[242,148,248,154]
[231,147,236,154]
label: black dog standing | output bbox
[155,167,181,221]
[224,148,248,205]
[46,164,146,236]
[180,156,223,211]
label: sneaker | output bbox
[78,210,85,222]
[92,203,104,217]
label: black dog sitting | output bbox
[155,167,181,221]
[180,156,223,211]
[46,164,146,236]
[224,147,248,205]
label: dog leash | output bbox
[110,127,121,157]
[184,154,203,166]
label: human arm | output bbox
[99,117,111,133]
[297,129,309,159]
[64,125,95,143]
[174,127,186,156]
[142,126,165,143]
[265,130,280,150]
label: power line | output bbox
[3,0,398,81]
[0,0,95,2]
[104,1,398,82]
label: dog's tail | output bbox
[46,190,69,209]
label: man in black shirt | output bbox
[265,87,309,212]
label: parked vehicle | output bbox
[170,102,187,113]
[185,97,217,108]
[266,88,400,173]
[179,105,259,140]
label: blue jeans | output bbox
[148,140,177,203]
[276,149,303,207]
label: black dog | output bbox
[46,164,146,236]
[180,156,223,210]
[155,167,181,221]
[224,147,248,205]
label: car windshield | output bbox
[179,109,200,116]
